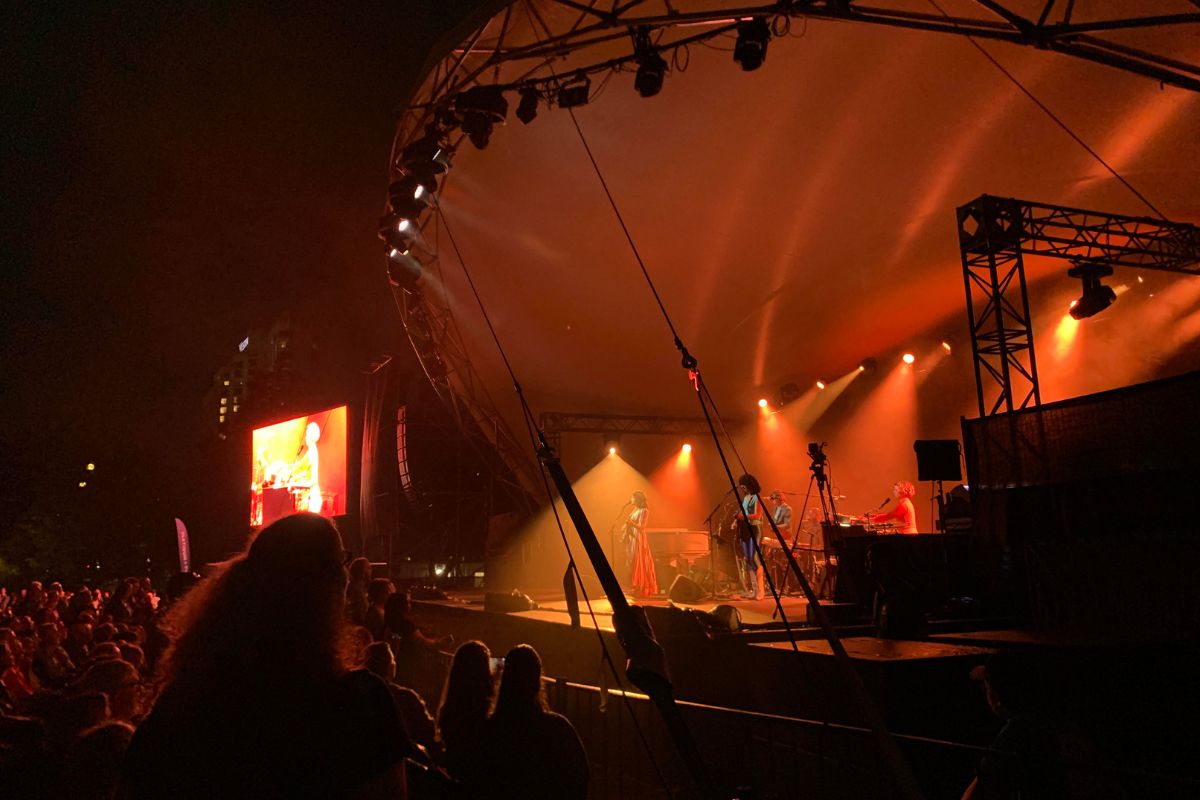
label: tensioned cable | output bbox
[924,0,1168,220]
[433,204,671,794]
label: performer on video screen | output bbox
[866,480,918,534]
[288,421,323,513]
[622,491,657,598]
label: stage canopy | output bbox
[389,1,1200,527]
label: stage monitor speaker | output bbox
[484,590,537,614]
[668,574,709,604]
[914,439,962,482]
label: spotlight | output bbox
[401,130,450,179]
[941,341,952,354]
[633,27,667,98]
[733,17,771,72]
[1067,262,1117,320]
[902,353,915,365]
[816,380,826,390]
[858,357,877,373]
[558,76,591,108]
[682,443,693,454]
[516,88,539,124]
[79,481,87,488]
[453,85,508,150]
[603,434,621,456]
[86,463,95,471]
[386,247,422,288]
[608,446,617,456]
[378,212,416,252]
[388,175,432,218]
[757,398,769,409]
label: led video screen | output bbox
[251,405,348,527]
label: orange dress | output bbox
[627,507,658,597]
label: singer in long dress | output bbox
[623,491,657,598]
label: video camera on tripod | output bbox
[808,442,829,486]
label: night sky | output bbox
[1,2,477,571]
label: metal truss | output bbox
[396,0,1200,152]
[538,409,744,454]
[957,194,1200,417]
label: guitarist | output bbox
[730,474,765,600]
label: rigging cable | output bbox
[433,205,672,795]
[924,0,1167,220]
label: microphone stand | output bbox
[702,488,734,595]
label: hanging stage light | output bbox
[516,88,539,124]
[635,51,667,98]
[1067,262,1117,319]
[378,212,416,253]
[733,17,771,72]
[633,27,667,98]
[557,76,591,108]
[386,246,422,288]
[388,175,432,219]
[453,85,508,149]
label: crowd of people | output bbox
[0,513,589,799]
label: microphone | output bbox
[880,497,891,507]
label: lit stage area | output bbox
[375,3,1200,798]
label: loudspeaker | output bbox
[914,439,962,482]
[668,574,709,604]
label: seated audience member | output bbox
[364,578,395,642]
[345,557,371,626]
[43,691,110,755]
[75,658,141,721]
[64,720,136,800]
[436,640,494,781]
[118,513,410,799]
[0,640,34,708]
[33,623,76,688]
[363,641,437,755]
[65,619,94,665]
[479,644,589,800]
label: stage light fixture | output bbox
[902,353,915,365]
[558,76,591,108]
[386,247,423,288]
[516,88,539,124]
[378,212,416,252]
[1067,262,1117,320]
[86,462,95,471]
[453,85,508,150]
[79,481,87,488]
[682,443,693,454]
[603,433,621,456]
[816,380,826,390]
[401,130,450,179]
[757,398,769,409]
[733,17,771,72]
[633,28,667,98]
[858,357,877,372]
[941,341,952,354]
[388,175,432,218]
[779,382,801,405]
